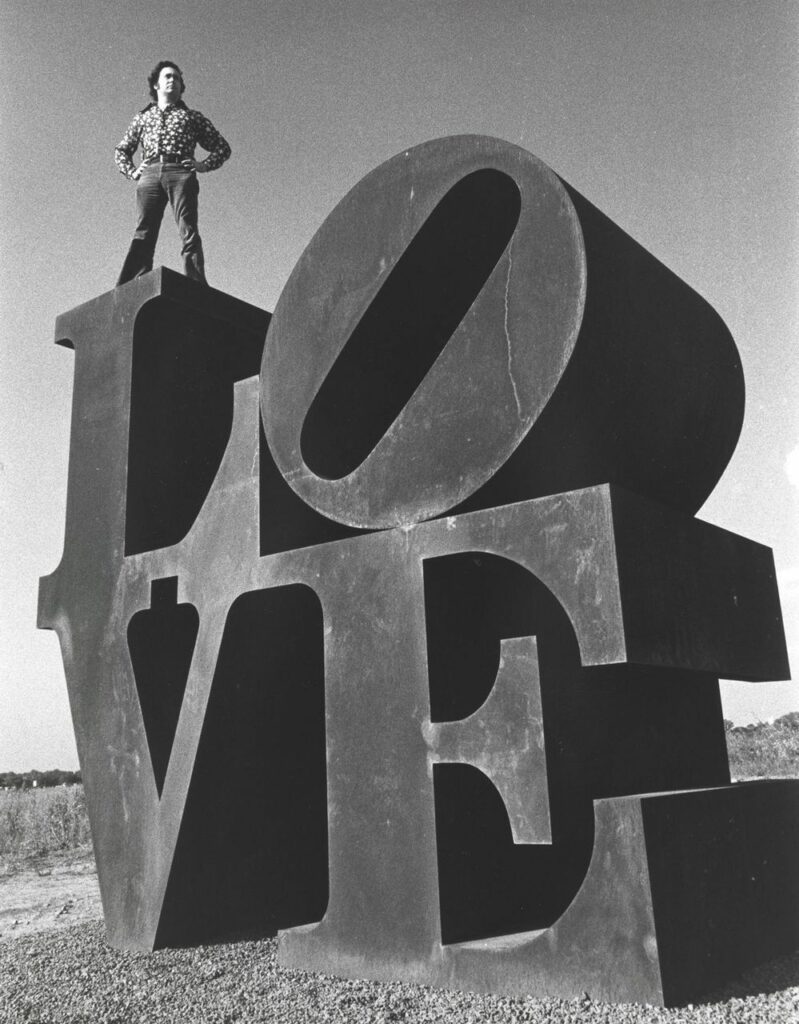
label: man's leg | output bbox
[166,167,207,285]
[117,167,167,286]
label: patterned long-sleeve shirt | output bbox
[114,101,231,179]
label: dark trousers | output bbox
[117,163,207,286]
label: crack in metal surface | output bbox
[503,238,522,420]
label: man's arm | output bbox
[115,114,143,180]
[189,112,231,173]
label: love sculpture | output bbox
[38,136,797,1006]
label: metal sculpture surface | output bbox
[39,136,796,1006]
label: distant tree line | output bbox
[0,769,82,790]
[724,711,799,734]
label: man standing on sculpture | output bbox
[114,61,231,286]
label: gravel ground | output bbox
[1,923,797,1024]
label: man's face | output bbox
[156,67,183,101]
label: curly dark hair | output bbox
[147,61,185,102]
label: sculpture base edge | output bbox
[279,779,799,1007]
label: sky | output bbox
[1,0,797,771]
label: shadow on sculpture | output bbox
[155,584,327,947]
[38,136,795,1005]
[128,577,198,795]
[425,552,730,945]
[126,287,264,555]
[301,168,521,479]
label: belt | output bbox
[142,151,183,163]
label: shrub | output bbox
[726,712,799,780]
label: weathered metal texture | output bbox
[274,476,792,1004]
[432,781,799,1006]
[38,270,329,948]
[38,275,794,993]
[38,135,795,1008]
[262,134,744,529]
[424,636,550,845]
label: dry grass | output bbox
[0,786,92,872]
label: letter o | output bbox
[261,135,742,529]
